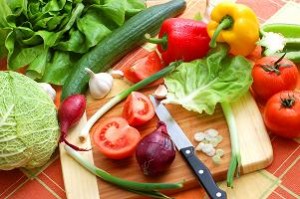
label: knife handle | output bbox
[180,146,227,199]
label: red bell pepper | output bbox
[147,18,211,65]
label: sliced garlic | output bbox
[206,148,216,157]
[205,128,219,137]
[38,83,56,101]
[154,84,168,100]
[194,132,205,142]
[196,142,205,151]
[85,68,113,99]
[212,155,222,165]
[110,70,124,79]
[216,149,225,157]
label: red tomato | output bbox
[122,92,155,126]
[251,55,298,102]
[264,91,300,138]
[92,117,141,159]
[124,51,164,83]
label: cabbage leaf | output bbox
[0,71,59,170]
[163,44,253,115]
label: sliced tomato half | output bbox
[123,51,164,83]
[122,92,155,126]
[92,117,141,159]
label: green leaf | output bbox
[26,47,50,79]
[54,29,89,53]
[76,10,112,49]
[41,51,74,85]
[0,0,12,28]
[163,45,253,115]
[8,43,45,71]
[125,0,146,17]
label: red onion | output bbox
[58,94,89,151]
[136,121,176,176]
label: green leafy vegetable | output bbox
[163,44,253,187]
[0,71,59,170]
[0,0,146,85]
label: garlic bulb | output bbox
[85,68,113,99]
[38,83,56,101]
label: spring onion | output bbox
[64,145,183,199]
[79,62,180,142]
[221,102,241,187]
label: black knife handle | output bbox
[180,146,227,199]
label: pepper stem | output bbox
[145,33,168,50]
[209,16,234,48]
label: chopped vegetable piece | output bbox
[124,51,164,83]
[92,117,141,159]
[122,92,155,126]
[259,23,300,63]
[194,132,205,142]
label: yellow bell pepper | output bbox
[207,2,259,56]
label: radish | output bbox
[58,94,89,151]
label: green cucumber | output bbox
[61,0,186,100]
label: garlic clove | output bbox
[38,83,56,101]
[110,70,124,79]
[85,68,114,100]
[154,84,168,100]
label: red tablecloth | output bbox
[1,0,300,199]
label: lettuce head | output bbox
[0,71,59,170]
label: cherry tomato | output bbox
[122,92,155,126]
[92,117,141,159]
[264,91,300,138]
[124,51,164,83]
[251,55,298,102]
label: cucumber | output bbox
[61,0,186,100]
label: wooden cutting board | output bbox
[59,0,273,198]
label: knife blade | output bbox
[150,96,227,199]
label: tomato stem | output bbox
[260,52,287,75]
[281,94,295,108]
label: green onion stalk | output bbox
[221,101,241,188]
[64,145,183,199]
[79,62,180,142]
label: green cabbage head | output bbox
[0,71,59,170]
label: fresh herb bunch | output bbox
[0,0,145,84]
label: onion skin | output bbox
[58,94,89,151]
[136,121,176,176]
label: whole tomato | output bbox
[264,91,300,138]
[251,54,298,102]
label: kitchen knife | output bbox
[150,96,227,199]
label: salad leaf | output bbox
[0,0,146,85]
[163,44,253,115]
